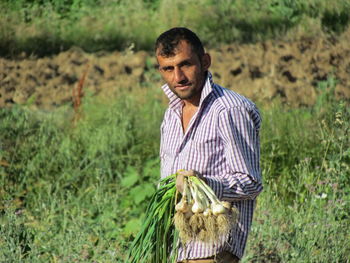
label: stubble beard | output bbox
[171,85,196,100]
[170,72,206,101]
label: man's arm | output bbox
[205,105,263,201]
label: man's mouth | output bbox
[176,84,191,91]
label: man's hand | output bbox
[176,170,207,193]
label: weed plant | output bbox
[1,0,350,56]
[0,79,349,262]
[0,89,165,262]
[244,79,350,262]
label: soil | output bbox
[1,29,349,109]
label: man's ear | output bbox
[201,53,211,71]
[155,56,160,72]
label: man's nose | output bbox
[174,67,186,83]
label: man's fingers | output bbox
[188,169,208,184]
[176,173,185,193]
[176,170,207,193]
[177,170,195,177]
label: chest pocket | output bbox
[191,136,220,156]
[190,113,222,157]
[190,134,224,175]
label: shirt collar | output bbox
[161,71,214,110]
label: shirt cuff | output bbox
[205,177,224,200]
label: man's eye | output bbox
[180,62,192,68]
[163,67,173,72]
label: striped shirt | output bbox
[160,72,263,261]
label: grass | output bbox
[244,97,350,262]
[1,0,350,56]
[0,89,164,262]
[0,77,349,262]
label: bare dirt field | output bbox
[1,29,349,109]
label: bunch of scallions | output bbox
[127,172,239,263]
[174,174,239,244]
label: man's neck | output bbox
[183,94,201,108]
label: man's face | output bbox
[156,40,210,103]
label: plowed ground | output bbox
[1,29,349,109]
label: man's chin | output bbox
[174,92,194,100]
[170,86,197,101]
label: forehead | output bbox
[156,40,197,65]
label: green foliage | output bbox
[1,77,349,261]
[127,175,178,263]
[244,79,350,262]
[0,90,164,262]
[1,0,350,56]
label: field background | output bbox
[1,0,350,262]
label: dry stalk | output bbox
[72,64,90,125]
[0,160,9,167]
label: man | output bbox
[156,27,262,263]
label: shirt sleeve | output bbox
[205,105,263,201]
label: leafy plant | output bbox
[0,76,349,262]
[1,0,350,56]
[127,175,178,263]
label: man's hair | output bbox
[155,27,205,57]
